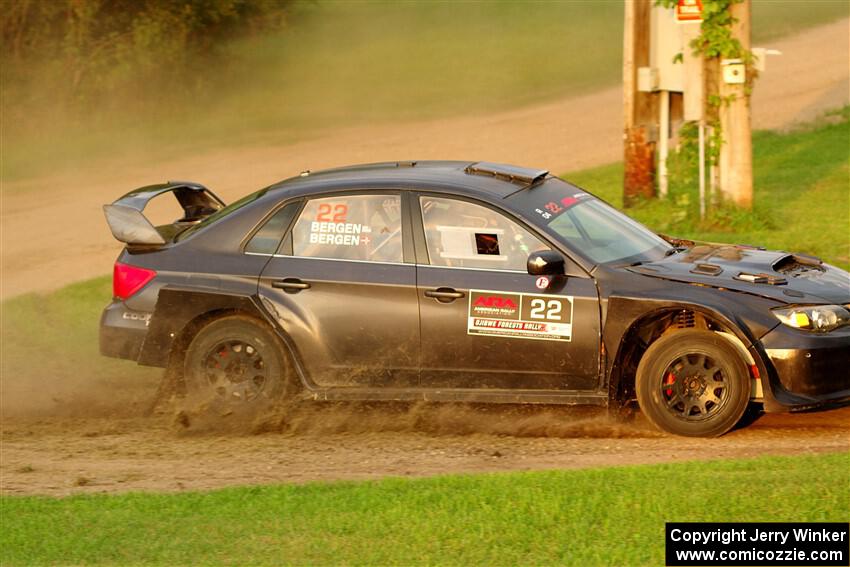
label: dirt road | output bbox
[2,403,848,496]
[1,18,848,299]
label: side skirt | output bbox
[301,387,609,406]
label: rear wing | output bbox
[103,181,225,246]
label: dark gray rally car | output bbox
[100,161,850,436]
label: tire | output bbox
[636,329,750,437]
[183,315,292,406]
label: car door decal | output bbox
[467,289,573,342]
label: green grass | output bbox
[3,0,847,181]
[0,277,159,416]
[751,0,849,41]
[2,452,848,565]
[568,108,850,270]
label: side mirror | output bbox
[527,250,565,276]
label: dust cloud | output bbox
[0,367,160,419]
[170,398,660,440]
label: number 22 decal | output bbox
[529,298,562,321]
[316,203,348,222]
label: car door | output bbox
[258,191,420,388]
[413,194,601,391]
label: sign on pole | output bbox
[676,0,703,23]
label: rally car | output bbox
[100,161,850,437]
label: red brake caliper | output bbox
[215,347,228,368]
[664,372,676,397]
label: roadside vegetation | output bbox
[2,452,848,565]
[2,0,847,181]
[569,108,850,270]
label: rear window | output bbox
[176,189,269,241]
[244,201,300,254]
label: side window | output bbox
[420,196,548,270]
[244,201,300,254]
[291,194,403,262]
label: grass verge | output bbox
[567,108,850,270]
[2,452,848,565]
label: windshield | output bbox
[507,178,671,265]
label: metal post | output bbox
[698,120,706,219]
[708,124,717,206]
[658,90,670,198]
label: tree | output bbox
[1,0,291,107]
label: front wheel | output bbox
[636,329,750,437]
[183,315,291,406]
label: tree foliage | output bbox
[1,0,291,108]
[655,0,745,59]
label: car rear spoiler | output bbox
[103,181,225,246]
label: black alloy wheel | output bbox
[201,339,270,402]
[184,315,291,406]
[659,353,729,421]
[636,329,750,437]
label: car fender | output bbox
[601,286,780,406]
[140,287,317,391]
[714,331,763,399]
[139,287,267,367]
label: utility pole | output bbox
[717,0,753,208]
[623,0,657,207]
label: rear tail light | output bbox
[113,262,156,300]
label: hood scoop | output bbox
[772,253,825,278]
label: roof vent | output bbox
[689,263,723,276]
[735,272,787,285]
[464,162,548,186]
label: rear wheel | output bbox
[636,329,750,437]
[184,315,291,406]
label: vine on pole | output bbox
[655,0,755,209]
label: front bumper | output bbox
[758,323,850,411]
[99,300,150,362]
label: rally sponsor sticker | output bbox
[535,276,550,290]
[309,220,372,246]
[467,290,573,342]
[530,192,592,222]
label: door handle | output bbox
[424,288,465,302]
[272,278,311,292]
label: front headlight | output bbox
[772,305,850,332]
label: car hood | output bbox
[626,244,850,304]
